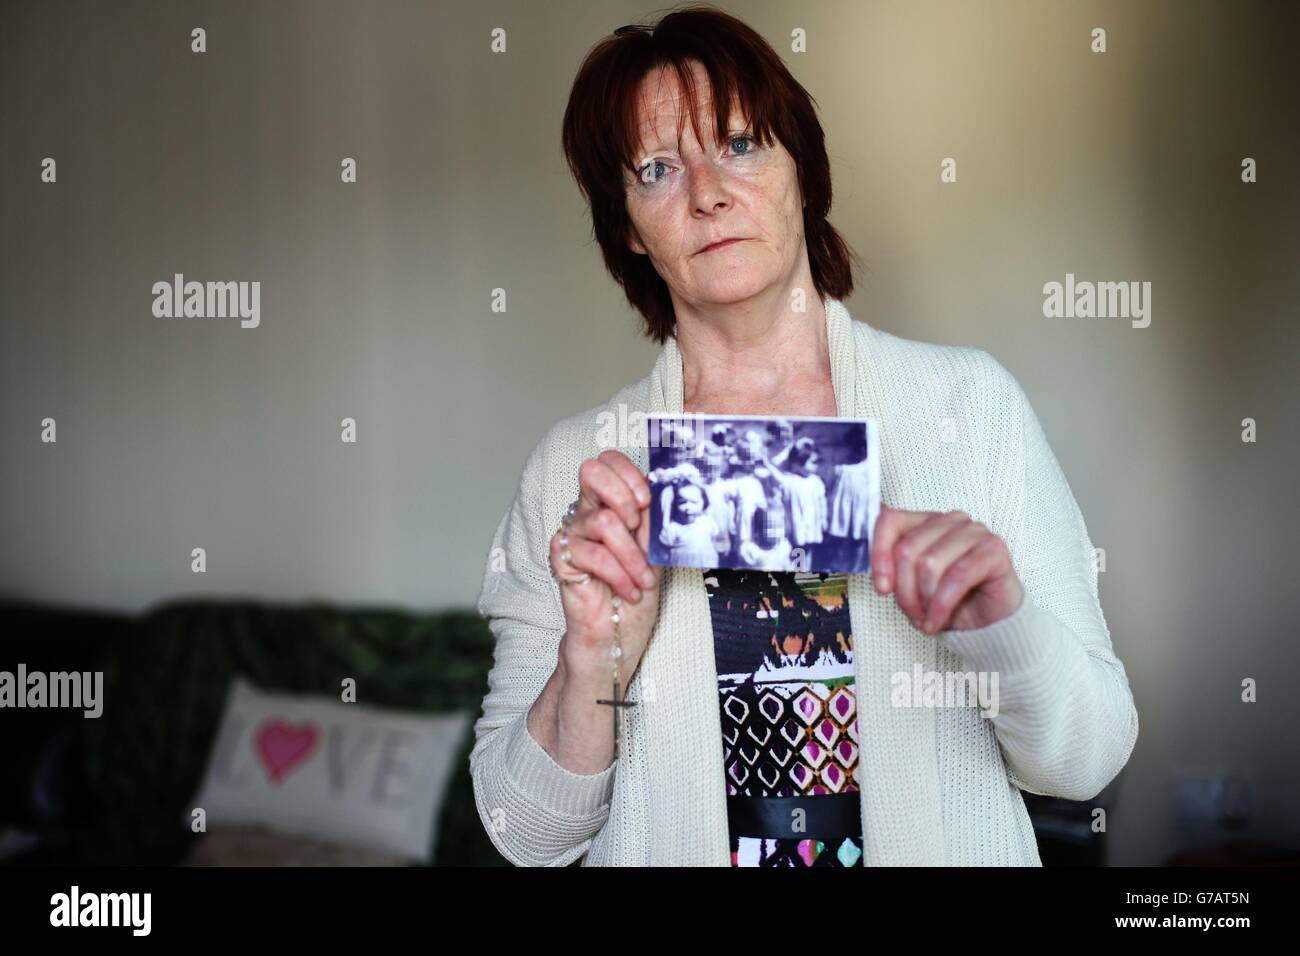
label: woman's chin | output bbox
[689,272,772,304]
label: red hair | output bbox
[561,3,859,344]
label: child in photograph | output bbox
[737,462,795,570]
[774,437,828,568]
[727,428,776,566]
[766,418,795,469]
[658,479,726,567]
[822,427,875,571]
[741,430,827,569]
[649,420,702,546]
[696,443,737,561]
[710,423,736,462]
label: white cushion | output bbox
[185,677,469,863]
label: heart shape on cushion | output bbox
[255,718,320,785]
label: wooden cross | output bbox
[596,680,638,760]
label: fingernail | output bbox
[642,569,656,587]
[631,587,642,602]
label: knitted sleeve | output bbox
[936,360,1140,801]
[468,430,616,867]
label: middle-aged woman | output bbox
[470,4,1139,867]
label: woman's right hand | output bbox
[549,449,663,673]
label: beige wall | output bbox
[1,0,1296,864]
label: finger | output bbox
[922,536,1003,634]
[870,504,930,593]
[893,512,967,625]
[915,521,987,607]
[578,457,642,530]
[552,530,641,604]
[581,505,657,593]
[597,449,653,511]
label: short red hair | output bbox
[561,3,859,344]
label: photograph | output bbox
[645,413,879,574]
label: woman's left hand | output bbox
[870,504,1024,634]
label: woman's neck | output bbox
[677,294,834,417]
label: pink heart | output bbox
[255,718,320,785]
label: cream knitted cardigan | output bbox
[470,297,1139,866]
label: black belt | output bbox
[727,791,861,841]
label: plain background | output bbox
[2,0,1297,866]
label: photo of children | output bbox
[645,414,880,574]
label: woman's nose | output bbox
[686,158,731,213]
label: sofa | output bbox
[0,598,508,866]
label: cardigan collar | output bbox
[629,296,946,865]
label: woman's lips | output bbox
[698,238,746,254]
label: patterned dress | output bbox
[705,566,865,867]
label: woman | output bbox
[470,5,1138,867]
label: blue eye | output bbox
[729,133,758,156]
[638,159,669,185]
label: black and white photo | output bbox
[645,413,879,573]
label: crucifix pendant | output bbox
[596,679,637,761]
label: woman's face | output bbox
[622,60,806,308]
